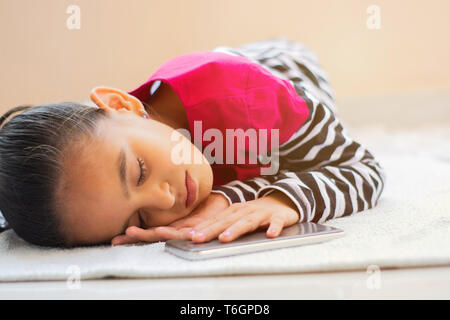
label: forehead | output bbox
[57,131,127,245]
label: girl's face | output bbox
[59,87,213,246]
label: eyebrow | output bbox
[117,147,130,200]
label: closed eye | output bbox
[137,157,148,186]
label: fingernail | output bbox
[220,230,230,238]
[189,230,196,236]
[194,232,204,240]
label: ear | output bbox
[89,86,149,118]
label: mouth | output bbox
[185,170,197,208]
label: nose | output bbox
[149,181,176,210]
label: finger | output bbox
[191,203,243,233]
[266,214,286,238]
[125,226,167,242]
[155,226,194,239]
[168,193,232,229]
[126,226,192,242]
[111,234,141,246]
[218,211,269,243]
[168,214,204,229]
[191,208,249,243]
[167,205,216,229]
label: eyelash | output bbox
[136,158,148,228]
[137,157,148,186]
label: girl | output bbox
[0,38,386,248]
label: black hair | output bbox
[0,102,107,247]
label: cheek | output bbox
[146,210,187,227]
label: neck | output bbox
[144,82,190,131]
[143,100,189,131]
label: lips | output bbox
[185,171,197,208]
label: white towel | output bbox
[1,125,449,281]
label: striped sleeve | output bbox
[210,38,386,222]
[211,92,387,222]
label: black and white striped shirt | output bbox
[210,38,386,223]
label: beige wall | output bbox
[1,0,449,112]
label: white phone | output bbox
[164,222,344,260]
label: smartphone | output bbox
[164,222,344,260]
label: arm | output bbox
[114,96,386,246]
[114,92,385,242]
[210,93,386,223]
[113,44,386,245]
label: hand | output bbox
[111,192,230,245]
[190,191,300,243]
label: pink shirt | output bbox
[128,51,309,186]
